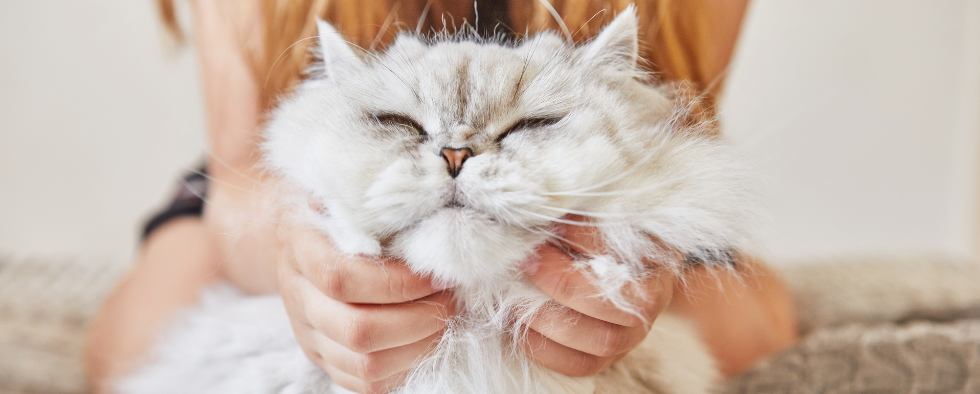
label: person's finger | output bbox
[552,215,606,256]
[283,262,454,353]
[520,328,622,377]
[316,330,441,382]
[524,244,672,327]
[284,222,443,304]
[555,215,683,266]
[323,363,409,394]
[289,308,421,393]
[526,306,648,357]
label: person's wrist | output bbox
[201,180,280,294]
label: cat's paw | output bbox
[330,228,383,255]
[316,217,383,256]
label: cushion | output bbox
[0,258,122,394]
[2,255,979,394]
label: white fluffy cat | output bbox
[120,7,757,394]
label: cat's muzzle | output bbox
[441,147,474,178]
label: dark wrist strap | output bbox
[141,165,209,240]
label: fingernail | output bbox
[431,277,457,291]
[521,252,542,275]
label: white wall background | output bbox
[0,0,206,263]
[1,0,978,266]
[722,0,980,263]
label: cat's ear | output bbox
[315,19,362,79]
[581,5,639,71]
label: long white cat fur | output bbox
[120,7,757,394]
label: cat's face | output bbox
[264,9,753,289]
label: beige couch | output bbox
[2,256,978,394]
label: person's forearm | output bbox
[200,178,281,295]
[85,218,223,393]
[668,257,798,377]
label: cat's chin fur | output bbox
[396,207,542,288]
[120,6,751,394]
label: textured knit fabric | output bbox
[726,320,980,394]
[0,258,124,394]
[2,256,980,394]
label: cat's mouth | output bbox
[446,184,465,208]
[441,194,501,223]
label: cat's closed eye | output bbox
[495,116,564,143]
[374,113,427,137]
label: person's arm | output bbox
[86,2,270,391]
[275,213,455,393]
[192,0,281,295]
[87,2,791,392]
[85,218,223,393]
[521,219,798,379]
[668,257,798,377]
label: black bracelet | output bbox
[141,165,209,240]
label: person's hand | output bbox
[276,215,455,394]
[520,217,676,376]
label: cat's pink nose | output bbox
[441,147,473,178]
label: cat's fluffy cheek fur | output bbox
[364,154,451,234]
[454,155,550,225]
[394,209,540,288]
[312,204,383,255]
[544,133,625,195]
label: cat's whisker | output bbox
[181,166,263,195]
[570,9,609,41]
[536,0,572,41]
[508,207,608,227]
[312,33,424,101]
[542,110,714,196]
[416,0,433,35]
[542,190,630,197]
[530,204,644,219]
[540,145,665,195]
[534,228,594,256]
[265,36,320,89]
[369,2,402,51]
[497,214,557,239]
[205,149,264,184]
[521,46,566,94]
[384,41,424,98]
[515,35,541,96]
[543,177,684,197]
[372,59,422,101]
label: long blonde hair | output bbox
[159,0,745,112]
